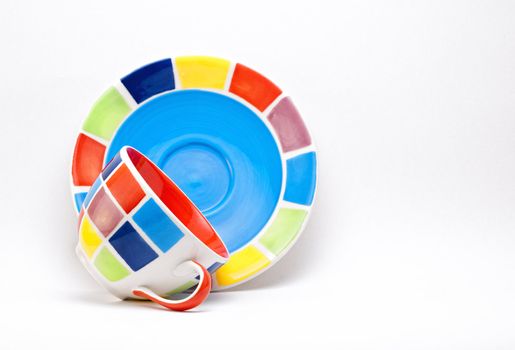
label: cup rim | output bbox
[122,146,229,259]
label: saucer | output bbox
[71,56,317,290]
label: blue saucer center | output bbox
[159,142,233,214]
[105,90,283,253]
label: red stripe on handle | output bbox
[132,261,211,312]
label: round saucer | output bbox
[71,56,317,290]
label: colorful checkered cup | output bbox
[76,146,229,311]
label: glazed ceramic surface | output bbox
[71,56,317,289]
[76,146,228,311]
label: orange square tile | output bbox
[106,164,145,213]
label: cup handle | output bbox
[132,260,211,312]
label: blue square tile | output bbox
[102,153,122,180]
[74,192,87,212]
[133,199,184,253]
[195,263,222,281]
[284,152,317,205]
[109,221,158,271]
[207,262,223,274]
[121,59,175,104]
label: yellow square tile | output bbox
[80,216,103,258]
[215,246,270,287]
[175,56,231,89]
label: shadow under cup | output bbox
[76,146,228,311]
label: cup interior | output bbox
[125,147,229,259]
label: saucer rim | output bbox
[69,56,318,290]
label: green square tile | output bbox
[259,208,307,255]
[94,247,130,281]
[82,87,132,141]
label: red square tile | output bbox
[229,63,282,112]
[106,164,145,213]
[72,133,106,186]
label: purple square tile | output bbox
[267,97,312,152]
[87,187,123,237]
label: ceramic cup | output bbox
[76,146,229,311]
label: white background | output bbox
[1,0,514,348]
